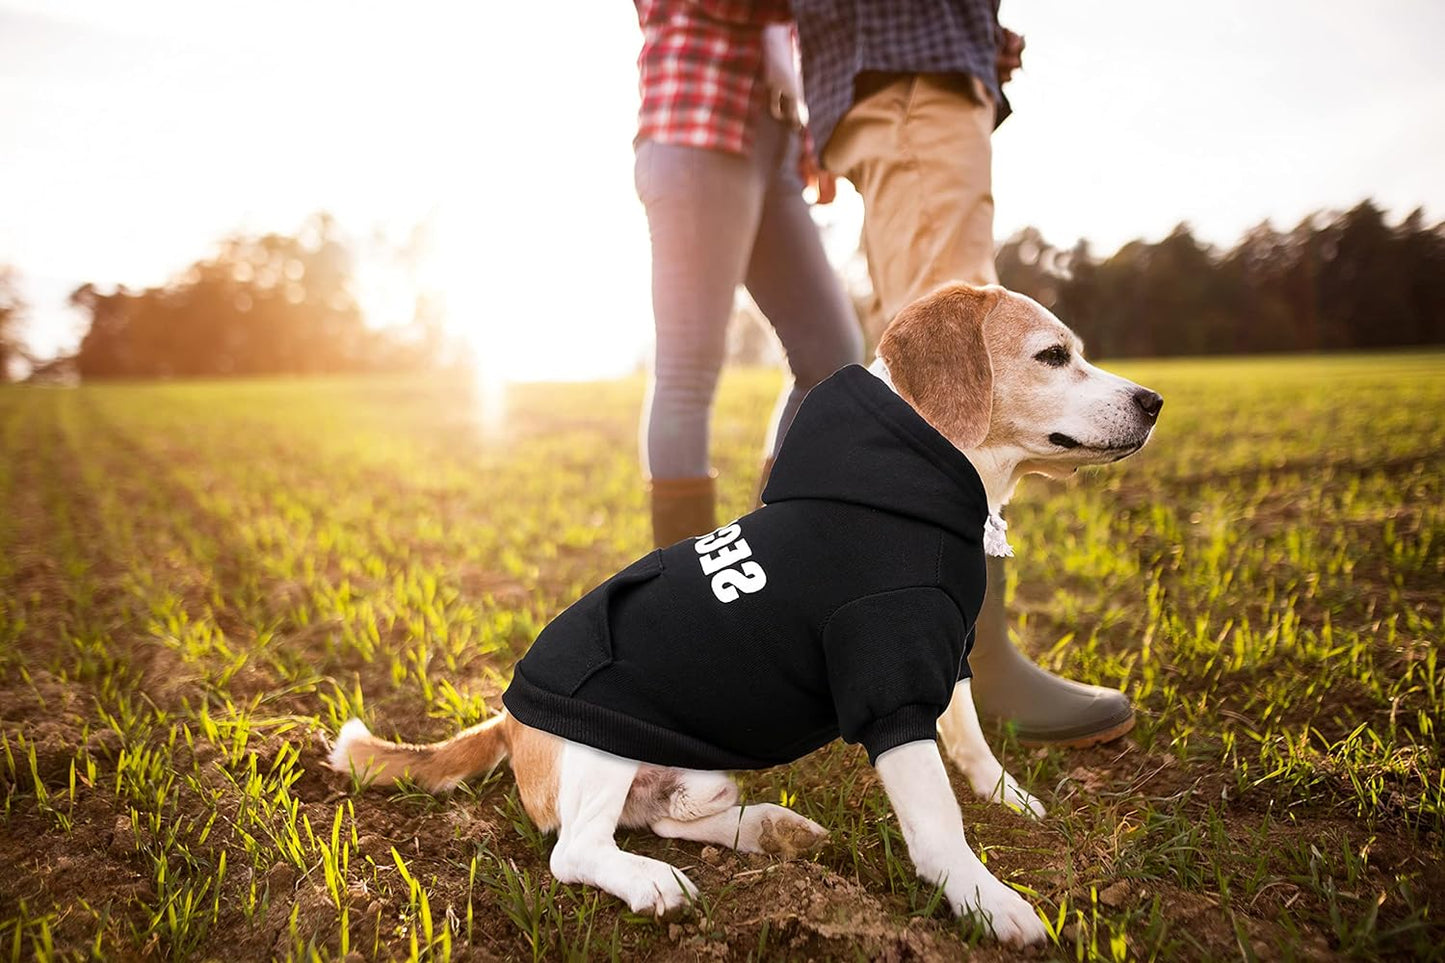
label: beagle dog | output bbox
[328,283,1162,946]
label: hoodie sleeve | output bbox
[822,587,969,764]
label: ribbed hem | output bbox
[503,670,786,772]
[858,704,944,765]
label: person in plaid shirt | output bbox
[791,1,1135,749]
[633,0,862,548]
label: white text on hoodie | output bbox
[694,523,768,603]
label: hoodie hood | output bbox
[762,365,989,544]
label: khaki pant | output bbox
[823,74,998,326]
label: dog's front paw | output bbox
[948,872,1047,946]
[985,771,1046,819]
[958,761,1046,819]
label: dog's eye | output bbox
[1034,345,1070,367]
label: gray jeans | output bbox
[635,115,863,480]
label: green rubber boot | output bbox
[969,557,1135,746]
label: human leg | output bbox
[822,74,998,323]
[825,75,1133,744]
[742,121,863,495]
[635,140,767,543]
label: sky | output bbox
[2,0,1443,380]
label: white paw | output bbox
[949,873,1047,946]
[622,859,698,917]
[751,805,828,858]
[985,772,1046,819]
[551,846,698,918]
[962,763,1046,819]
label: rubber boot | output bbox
[649,475,717,549]
[968,556,1135,746]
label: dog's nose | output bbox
[1133,388,1163,421]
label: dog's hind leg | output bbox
[652,803,828,858]
[549,742,698,917]
[937,679,1045,817]
[619,767,736,826]
[635,769,829,858]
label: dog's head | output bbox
[877,283,1162,479]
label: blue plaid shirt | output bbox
[791,0,1009,154]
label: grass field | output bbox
[1,352,1442,961]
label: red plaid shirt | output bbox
[634,0,792,156]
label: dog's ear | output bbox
[877,283,1002,450]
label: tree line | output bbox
[41,214,446,381]
[3,198,1442,383]
[0,266,26,381]
[994,200,1445,358]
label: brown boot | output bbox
[649,475,717,548]
[754,457,776,509]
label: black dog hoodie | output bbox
[502,364,989,770]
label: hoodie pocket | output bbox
[522,550,665,696]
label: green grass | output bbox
[0,351,1441,961]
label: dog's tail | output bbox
[328,714,511,793]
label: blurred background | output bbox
[2,0,1443,384]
